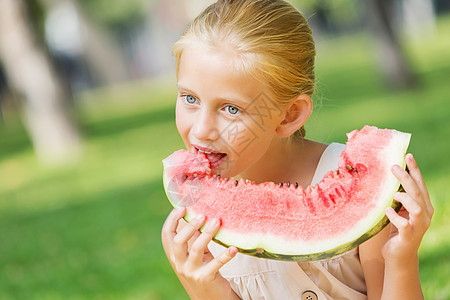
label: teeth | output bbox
[197,149,212,154]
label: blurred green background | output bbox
[1,0,449,299]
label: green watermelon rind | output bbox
[162,128,410,261]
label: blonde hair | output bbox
[173,0,316,139]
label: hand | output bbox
[161,207,239,299]
[382,153,434,263]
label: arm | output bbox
[360,153,433,300]
[382,251,422,299]
[360,221,423,300]
[161,207,240,300]
[359,225,389,300]
[381,153,432,299]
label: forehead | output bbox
[177,46,285,123]
[179,43,248,75]
[177,45,267,101]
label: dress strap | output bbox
[310,143,346,186]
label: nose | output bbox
[192,109,220,141]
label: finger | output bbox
[187,230,201,251]
[177,218,200,251]
[203,246,238,275]
[392,164,426,214]
[405,154,433,215]
[162,207,187,242]
[172,214,206,261]
[393,192,427,230]
[385,207,413,240]
[188,218,221,267]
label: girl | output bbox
[161,0,433,299]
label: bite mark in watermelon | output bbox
[162,126,411,261]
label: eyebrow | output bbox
[177,84,196,95]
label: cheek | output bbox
[175,105,188,137]
[176,108,200,150]
[175,101,185,126]
[239,126,276,156]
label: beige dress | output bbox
[208,143,367,300]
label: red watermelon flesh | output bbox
[162,126,411,261]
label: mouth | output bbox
[192,144,228,169]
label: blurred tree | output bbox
[0,0,81,164]
[76,0,147,30]
[0,66,6,122]
[400,0,435,41]
[41,0,130,86]
[290,0,421,89]
[366,0,418,88]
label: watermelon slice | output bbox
[162,126,411,261]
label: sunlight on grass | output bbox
[418,173,450,299]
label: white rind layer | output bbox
[163,129,411,257]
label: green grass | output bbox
[1,16,450,300]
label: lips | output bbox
[192,144,227,169]
[207,152,227,168]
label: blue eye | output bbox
[225,105,240,115]
[184,95,197,104]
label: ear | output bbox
[276,94,312,137]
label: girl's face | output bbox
[176,45,287,178]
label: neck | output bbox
[235,136,326,187]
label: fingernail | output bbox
[195,214,205,222]
[207,219,220,230]
[229,247,238,255]
[210,218,220,226]
[392,165,401,172]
